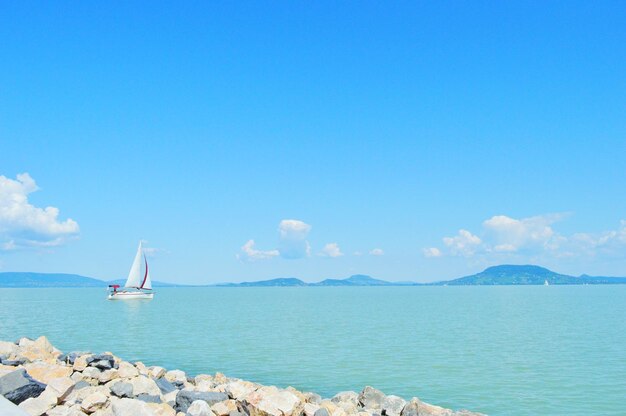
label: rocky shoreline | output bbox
[0,336,483,416]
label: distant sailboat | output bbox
[544,279,550,286]
[108,241,154,300]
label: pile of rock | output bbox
[0,336,483,416]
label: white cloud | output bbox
[483,214,562,252]
[423,247,442,258]
[237,239,280,262]
[278,219,312,259]
[0,173,79,250]
[442,229,482,257]
[320,242,343,258]
[237,219,312,261]
[424,214,626,263]
[369,248,384,256]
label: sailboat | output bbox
[107,241,154,300]
[544,279,550,286]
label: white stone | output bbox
[187,400,215,416]
[251,389,302,416]
[99,369,119,384]
[149,366,166,379]
[164,369,186,384]
[304,403,321,416]
[80,392,109,413]
[111,398,154,416]
[117,362,139,379]
[48,376,76,401]
[225,380,258,401]
[0,341,18,356]
[129,375,162,396]
[82,367,102,379]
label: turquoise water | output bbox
[1,286,625,415]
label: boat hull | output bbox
[107,291,154,300]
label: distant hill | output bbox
[432,265,626,285]
[219,274,405,287]
[0,272,186,288]
[216,277,307,287]
[314,274,392,286]
[0,272,105,288]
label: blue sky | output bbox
[1,1,625,283]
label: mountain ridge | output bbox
[1,265,626,287]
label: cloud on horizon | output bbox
[0,173,79,251]
[424,213,626,262]
[238,219,313,262]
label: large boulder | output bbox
[155,377,177,394]
[314,409,330,416]
[80,391,109,413]
[176,390,229,413]
[0,341,18,357]
[331,392,358,406]
[16,336,59,362]
[358,386,386,410]
[117,362,139,379]
[110,381,133,398]
[18,386,58,415]
[24,361,72,384]
[247,388,303,416]
[223,380,258,401]
[382,395,407,416]
[0,368,46,404]
[111,397,154,416]
[47,376,76,401]
[211,399,239,416]
[86,354,115,370]
[129,375,162,397]
[400,398,482,416]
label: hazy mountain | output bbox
[431,265,626,285]
[216,277,307,287]
[0,272,188,288]
[2,266,625,288]
[0,272,106,288]
[314,274,392,286]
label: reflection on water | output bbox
[1,286,625,416]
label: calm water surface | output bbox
[1,286,624,415]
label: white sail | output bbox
[125,242,144,288]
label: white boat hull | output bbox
[107,291,154,300]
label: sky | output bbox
[1,1,625,283]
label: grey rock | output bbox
[1,359,26,367]
[74,380,90,390]
[176,390,229,412]
[229,412,247,416]
[156,377,178,394]
[0,369,46,404]
[359,386,386,410]
[86,354,115,370]
[314,409,330,416]
[136,393,161,403]
[110,381,133,398]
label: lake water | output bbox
[1,286,624,415]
